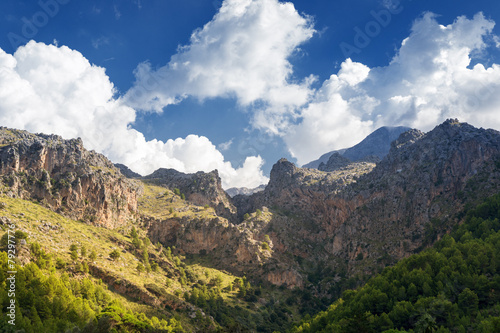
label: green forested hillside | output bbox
[0,193,301,332]
[291,194,500,332]
[0,255,183,332]
[3,192,500,333]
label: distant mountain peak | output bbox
[303,125,412,169]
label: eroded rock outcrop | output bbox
[144,210,303,287]
[6,119,499,291]
[0,127,141,228]
[318,153,352,171]
[333,119,500,271]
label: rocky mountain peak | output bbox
[265,158,300,195]
[390,128,425,150]
[114,163,142,178]
[230,119,500,288]
[0,127,141,228]
[270,158,296,178]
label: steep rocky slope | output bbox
[0,127,141,228]
[3,119,499,293]
[137,183,300,287]
[233,120,500,288]
[318,152,353,171]
[115,163,142,178]
[332,121,500,269]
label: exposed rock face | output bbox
[235,157,376,221]
[234,120,500,287]
[142,168,237,221]
[144,209,303,288]
[304,126,411,169]
[6,120,500,291]
[335,120,500,262]
[0,127,141,228]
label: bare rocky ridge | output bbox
[0,127,141,228]
[115,163,142,178]
[318,152,353,171]
[142,168,237,221]
[226,120,500,288]
[333,120,500,267]
[149,120,498,289]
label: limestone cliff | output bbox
[0,127,141,228]
[333,119,500,272]
[234,119,500,287]
[140,190,302,286]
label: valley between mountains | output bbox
[1,119,500,332]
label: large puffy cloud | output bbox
[125,0,316,125]
[124,1,500,167]
[285,12,500,165]
[365,12,500,130]
[283,59,375,164]
[0,41,268,188]
[2,4,499,188]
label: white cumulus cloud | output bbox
[124,1,500,168]
[2,3,499,188]
[0,41,268,189]
[285,12,500,165]
[125,0,316,124]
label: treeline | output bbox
[0,252,183,332]
[291,193,500,332]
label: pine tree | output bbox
[109,249,121,261]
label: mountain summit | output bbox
[303,125,412,169]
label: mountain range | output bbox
[1,119,499,332]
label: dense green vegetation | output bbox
[0,192,304,332]
[0,251,183,332]
[292,193,500,332]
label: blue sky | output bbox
[0,0,499,188]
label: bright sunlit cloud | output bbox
[1,0,500,187]
[0,41,268,189]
